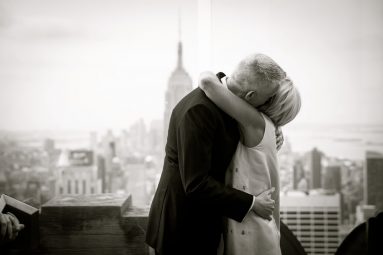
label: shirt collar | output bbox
[221,76,228,86]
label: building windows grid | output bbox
[281,199,340,255]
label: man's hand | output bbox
[0,212,24,245]
[252,187,275,221]
[7,212,24,240]
[275,127,284,151]
[1,213,13,244]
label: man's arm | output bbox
[177,104,253,222]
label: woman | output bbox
[199,70,301,255]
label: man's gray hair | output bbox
[232,53,300,126]
[232,53,287,89]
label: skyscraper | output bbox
[280,191,341,255]
[364,151,383,212]
[310,148,322,189]
[323,164,341,192]
[129,119,148,153]
[293,160,305,190]
[163,40,193,143]
[55,150,102,195]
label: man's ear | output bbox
[245,91,256,102]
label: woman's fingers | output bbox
[275,127,284,150]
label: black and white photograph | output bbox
[0,0,382,254]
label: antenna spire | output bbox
[177,5,183,68]
[178,6,182,42]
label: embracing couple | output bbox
[146,53,301,255]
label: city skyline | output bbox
[1,0,382,250]
[0,116,375,254]
[1,0,383,131]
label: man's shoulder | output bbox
[175,88,218,114]
[170,88,224,129]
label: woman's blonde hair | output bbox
[258,77,301,126]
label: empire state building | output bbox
[163,41,193,142]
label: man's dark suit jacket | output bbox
[146,79,254,254]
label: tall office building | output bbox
[127,119,148,153]
[43,138,55,153]
[293,160,305,190]
[364,151,383,212]
[163,40,193,143]
[280,191,341,255]
[278,138,294,190]
[148,119,163,154]
[310,148,322,189]
[356,204,377,225]
[323,164,341,192]
[125,158,148,206]
[100,130,117,193]
[55,150,102,195]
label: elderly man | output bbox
[146,53,286,255]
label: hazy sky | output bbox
[0,0,382,131]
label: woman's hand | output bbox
[275,127,284,151]
[198,71,220,92]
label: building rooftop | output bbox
[281,190,340,207]
[4,193,308,255]
[366,150,383,158]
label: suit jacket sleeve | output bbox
[177,104,253,222]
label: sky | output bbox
[0,0,382,131]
